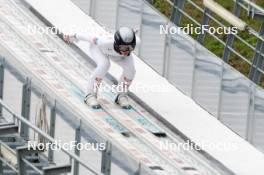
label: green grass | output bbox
[153,0,264,86]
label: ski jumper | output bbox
[75,33,138,95]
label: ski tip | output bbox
[92,105,102,109]
[122,105,132,110]
[121,132,130,137]
[153,132,167,137]
[149,166,164,170]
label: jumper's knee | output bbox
[96,59,110,77]
[123,67,136,81]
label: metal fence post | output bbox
[17,150,26,175]
[89,0,96,17]
[101,141,112,175]
[190,42,198,98]
[0,158,3,175]
[73,121,81,175]
[246,86,256,142]
[162,30,171,78]
[197,8,210,44]
[0,57,4,118]
[222,0,242,62]
[249,22,264,84]
[170,0,185,26]
[135,163,141,175]
[217,62,224,120]
[115,0,120,30]
[20,78,31,140]
[48,100,56,163]
[138,0,144,57]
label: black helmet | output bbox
[114,27,136,55]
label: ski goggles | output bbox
[119,45,134,52]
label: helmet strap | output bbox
[114,43,121,54]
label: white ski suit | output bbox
[75,33,138,95]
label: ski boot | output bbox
[84,93,101,109]
[115,93,132,109]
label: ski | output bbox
[69,85,130,137]
[101,88,167,137]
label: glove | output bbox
[63,34,77,43]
